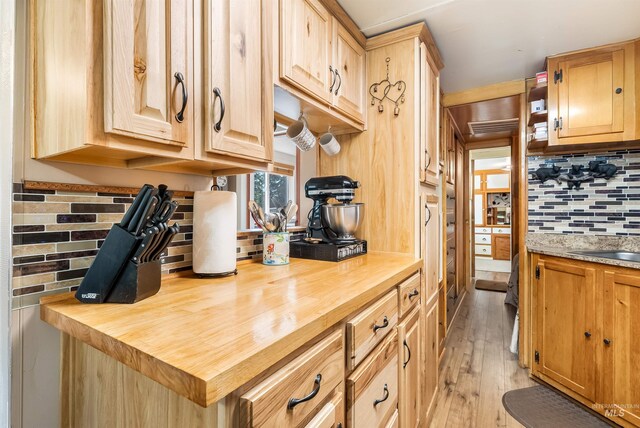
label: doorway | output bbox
[471,147,512,286]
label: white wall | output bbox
[1,0,15,425]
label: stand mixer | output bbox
[291,176,367,262]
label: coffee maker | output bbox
[290,175,367,262]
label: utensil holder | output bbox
[104,260,162,303]
[263,232,290,265]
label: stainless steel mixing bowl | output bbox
[321,203,364,240]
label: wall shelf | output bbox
[528,110,548,126]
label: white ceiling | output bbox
[338,0,640,93]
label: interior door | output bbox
[602,271,640,426]
[332,19,365,122]
[398,308,421,428]
[103,0,192,146]
[280,0,333,103]
[206,0,272,161]
[557,49,625,139]
[535,257,597,401]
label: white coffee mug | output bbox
[319,133,341,156]
[286,118,316,151]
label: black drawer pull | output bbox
[604,338,612,346]
[174,72,188,123]
[408,289,419,300]
[373,384,389,407]
[584,331,591,338]
[372,316,389,333]
[403,339,411,368]
[212,87,225,132]
[287,374,322,410]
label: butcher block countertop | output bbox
[40,252,421,407]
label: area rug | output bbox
[503,385,615,427]
[474,279,508,292]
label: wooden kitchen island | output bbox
[41,253,434,427]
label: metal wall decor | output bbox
[532,160,619,190]
[369,57,406,116]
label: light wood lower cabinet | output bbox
[532,253,640,427]
[304,391,345,428]
[347,330,399,428]
[398,307,420,428]
[239,330,344,427]
[422,296,439,423]
[397,273,420,319]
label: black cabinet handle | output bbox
[425,205,431,226]
[425,149,431,170]
[604,338,611,346]
[372,316,389,333]
[212,87,225,132]
[174,72,188,123]
[616,87,623,94]
[403,339,411,368]
[329,66,336,93]
[287,374,322,410]
[584,331,591,338]
[408,289,419,300]
[373,384,389,407]
[334,70,342,95]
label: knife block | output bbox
[75,224,142,303]
[104,260,162,303]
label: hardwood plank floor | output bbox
[430,286,536,427]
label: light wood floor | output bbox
[429,286,536,427]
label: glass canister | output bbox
[262,232,290,265]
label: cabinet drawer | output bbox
[240,330,344,427]
[475,234,491,244]
[397,273,420,319]
[347,331,398,428]
[384,409,399,428]
[346,290,398,370]
[475,245,491,256]
[493,227,510,235]
[304,391,344,428]
[475,227,491,234]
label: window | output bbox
[248,171,297,228]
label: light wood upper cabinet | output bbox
[602,271,640,427]
[420,43,440,186]
[332,19,366,122]
[280,0,333,103]
[534,257,597,402]
[547,41,637,146]
[203,0,273,162]
[103,0,192,146]
[398,307,421,428]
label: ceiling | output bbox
[338,0,640,93]
[448,95,520,143]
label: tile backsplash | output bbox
[528,149,640,236]
[11,183,305,309]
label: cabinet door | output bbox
[103,0,192,146]
[485,172,509,190]
[422,298,438,422]
[491,234,510,260]
[332,19,365,123]
[535,258,597,401]
[553,49,625,140]
[280,0,333,103]
[420,44,439,187]
[421,195,440,303]
[602,271,640,426]
[398,307,420,428]
[205,0,273,162]
[473,194,484,226]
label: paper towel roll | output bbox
[193,190,237,276]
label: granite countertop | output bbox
[39,252,421,407]
[526,233,640,269]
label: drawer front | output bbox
[475,227,491,234]
[384,409,399,428]
[346,290,398,370]
[475,245,491,256]
[475,234,491,244]
[493,227,511,235]
[304,391,344,428]
[240,330,344,428]
[347,331,399,428]
[398,273,420,319]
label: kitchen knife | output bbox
[120,184,153,230]
[133,192,159,236]
[142,227,165,263]
[151,223,180,261]
[131,228,157,264]
[127,187,153,234]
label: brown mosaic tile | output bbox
[14,194,45,202]
[13,231,70,245]
[13,202,70,214]
[13,255,45,265]
[46,249,98,261]
[13,285,45,296]
[12,272,55,289]
[57,268,89,281]
[70,230,110,241]
[13,260,69,277]
[13,225,45,233]
[71,203,125,213]
[56,214,97,223]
